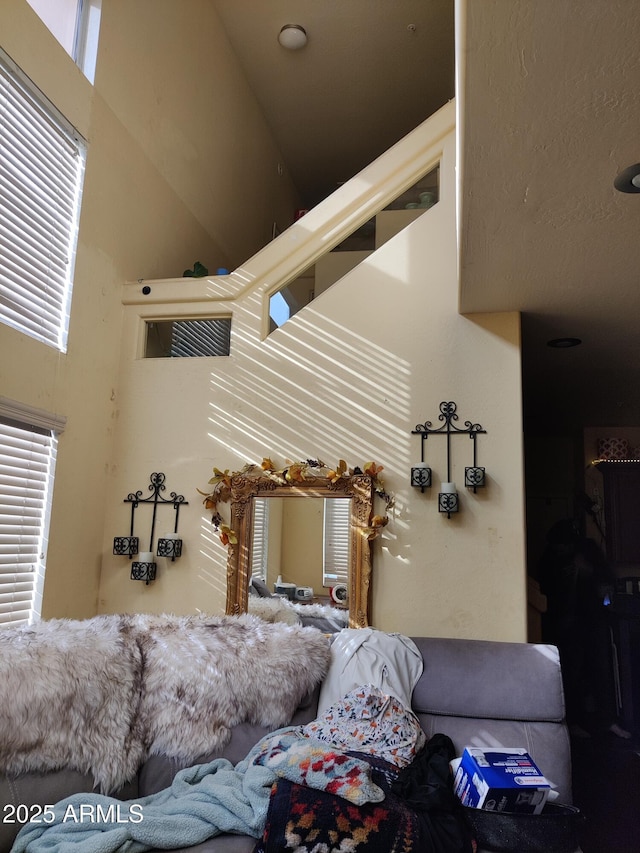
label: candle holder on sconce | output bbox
[112,472,188,584]
[411,401,487,518]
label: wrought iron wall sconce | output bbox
[113,472,188,583]
[411,401,487,518]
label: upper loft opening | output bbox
[269,166,440,333]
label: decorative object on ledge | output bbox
[183,260,209,277]
[411,401,487,518]
[113,472,188,584]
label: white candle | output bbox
[138,551,154,562]
[413,462,428,469]
[441,482,457,493]
[162,533,178,540]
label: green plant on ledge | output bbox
[198,457,394,548]
[183,261,209,277]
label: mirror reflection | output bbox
[251,497,351,605]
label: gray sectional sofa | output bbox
[0,635,574,853]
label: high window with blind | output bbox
[0,407,61,628]
[0,48,86,352]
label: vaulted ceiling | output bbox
[213,0,640,430]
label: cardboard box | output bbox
[454,748,551,814]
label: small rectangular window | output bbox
[144,318,232,358]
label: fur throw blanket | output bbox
[0,613,330,793]
[248,596,349,630]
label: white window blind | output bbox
[0,415,58,629]
[170,318,231,358]
[323,498,351,587]
[0,49,86,352]
[251,498,269,580]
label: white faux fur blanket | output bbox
[0,613,330,792]
[248,596,349,628]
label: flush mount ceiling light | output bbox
[278,24,307,50]
[547,337,582,348]
[614,163,640,193]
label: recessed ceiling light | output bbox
[547,337,582,348]
[614,163,640,193]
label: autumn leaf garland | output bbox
[198,458,394,548]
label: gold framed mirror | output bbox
[225,472,375,627]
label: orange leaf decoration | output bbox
[209,467,232,487]
[363,461,384,478]
[219,524,237,546]
[327,459,347,482]
[286,463,306,482]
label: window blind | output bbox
[250,498,269,580]
[0,49,86,352]
[170,318,231,358]
[0,416,57,628]
[323,498,351,587]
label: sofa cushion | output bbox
[0,771,137,853]
[138,723,276,797]
[139,687,322,797]
[410,637,566,721]
[156,838,256,853]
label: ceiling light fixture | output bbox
[547,337,582,348]
[614,163,640,193]
[278,24,307,50]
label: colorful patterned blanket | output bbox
[256,734,476,853]
[257,752,425,853]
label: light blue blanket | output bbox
[10,726,385,853]
[11,739,279,853]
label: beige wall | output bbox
[99,128,529,642]
[261,497,323,592]
[2,4,527,640]
[280,499,324,590]
[0,0,298,618]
